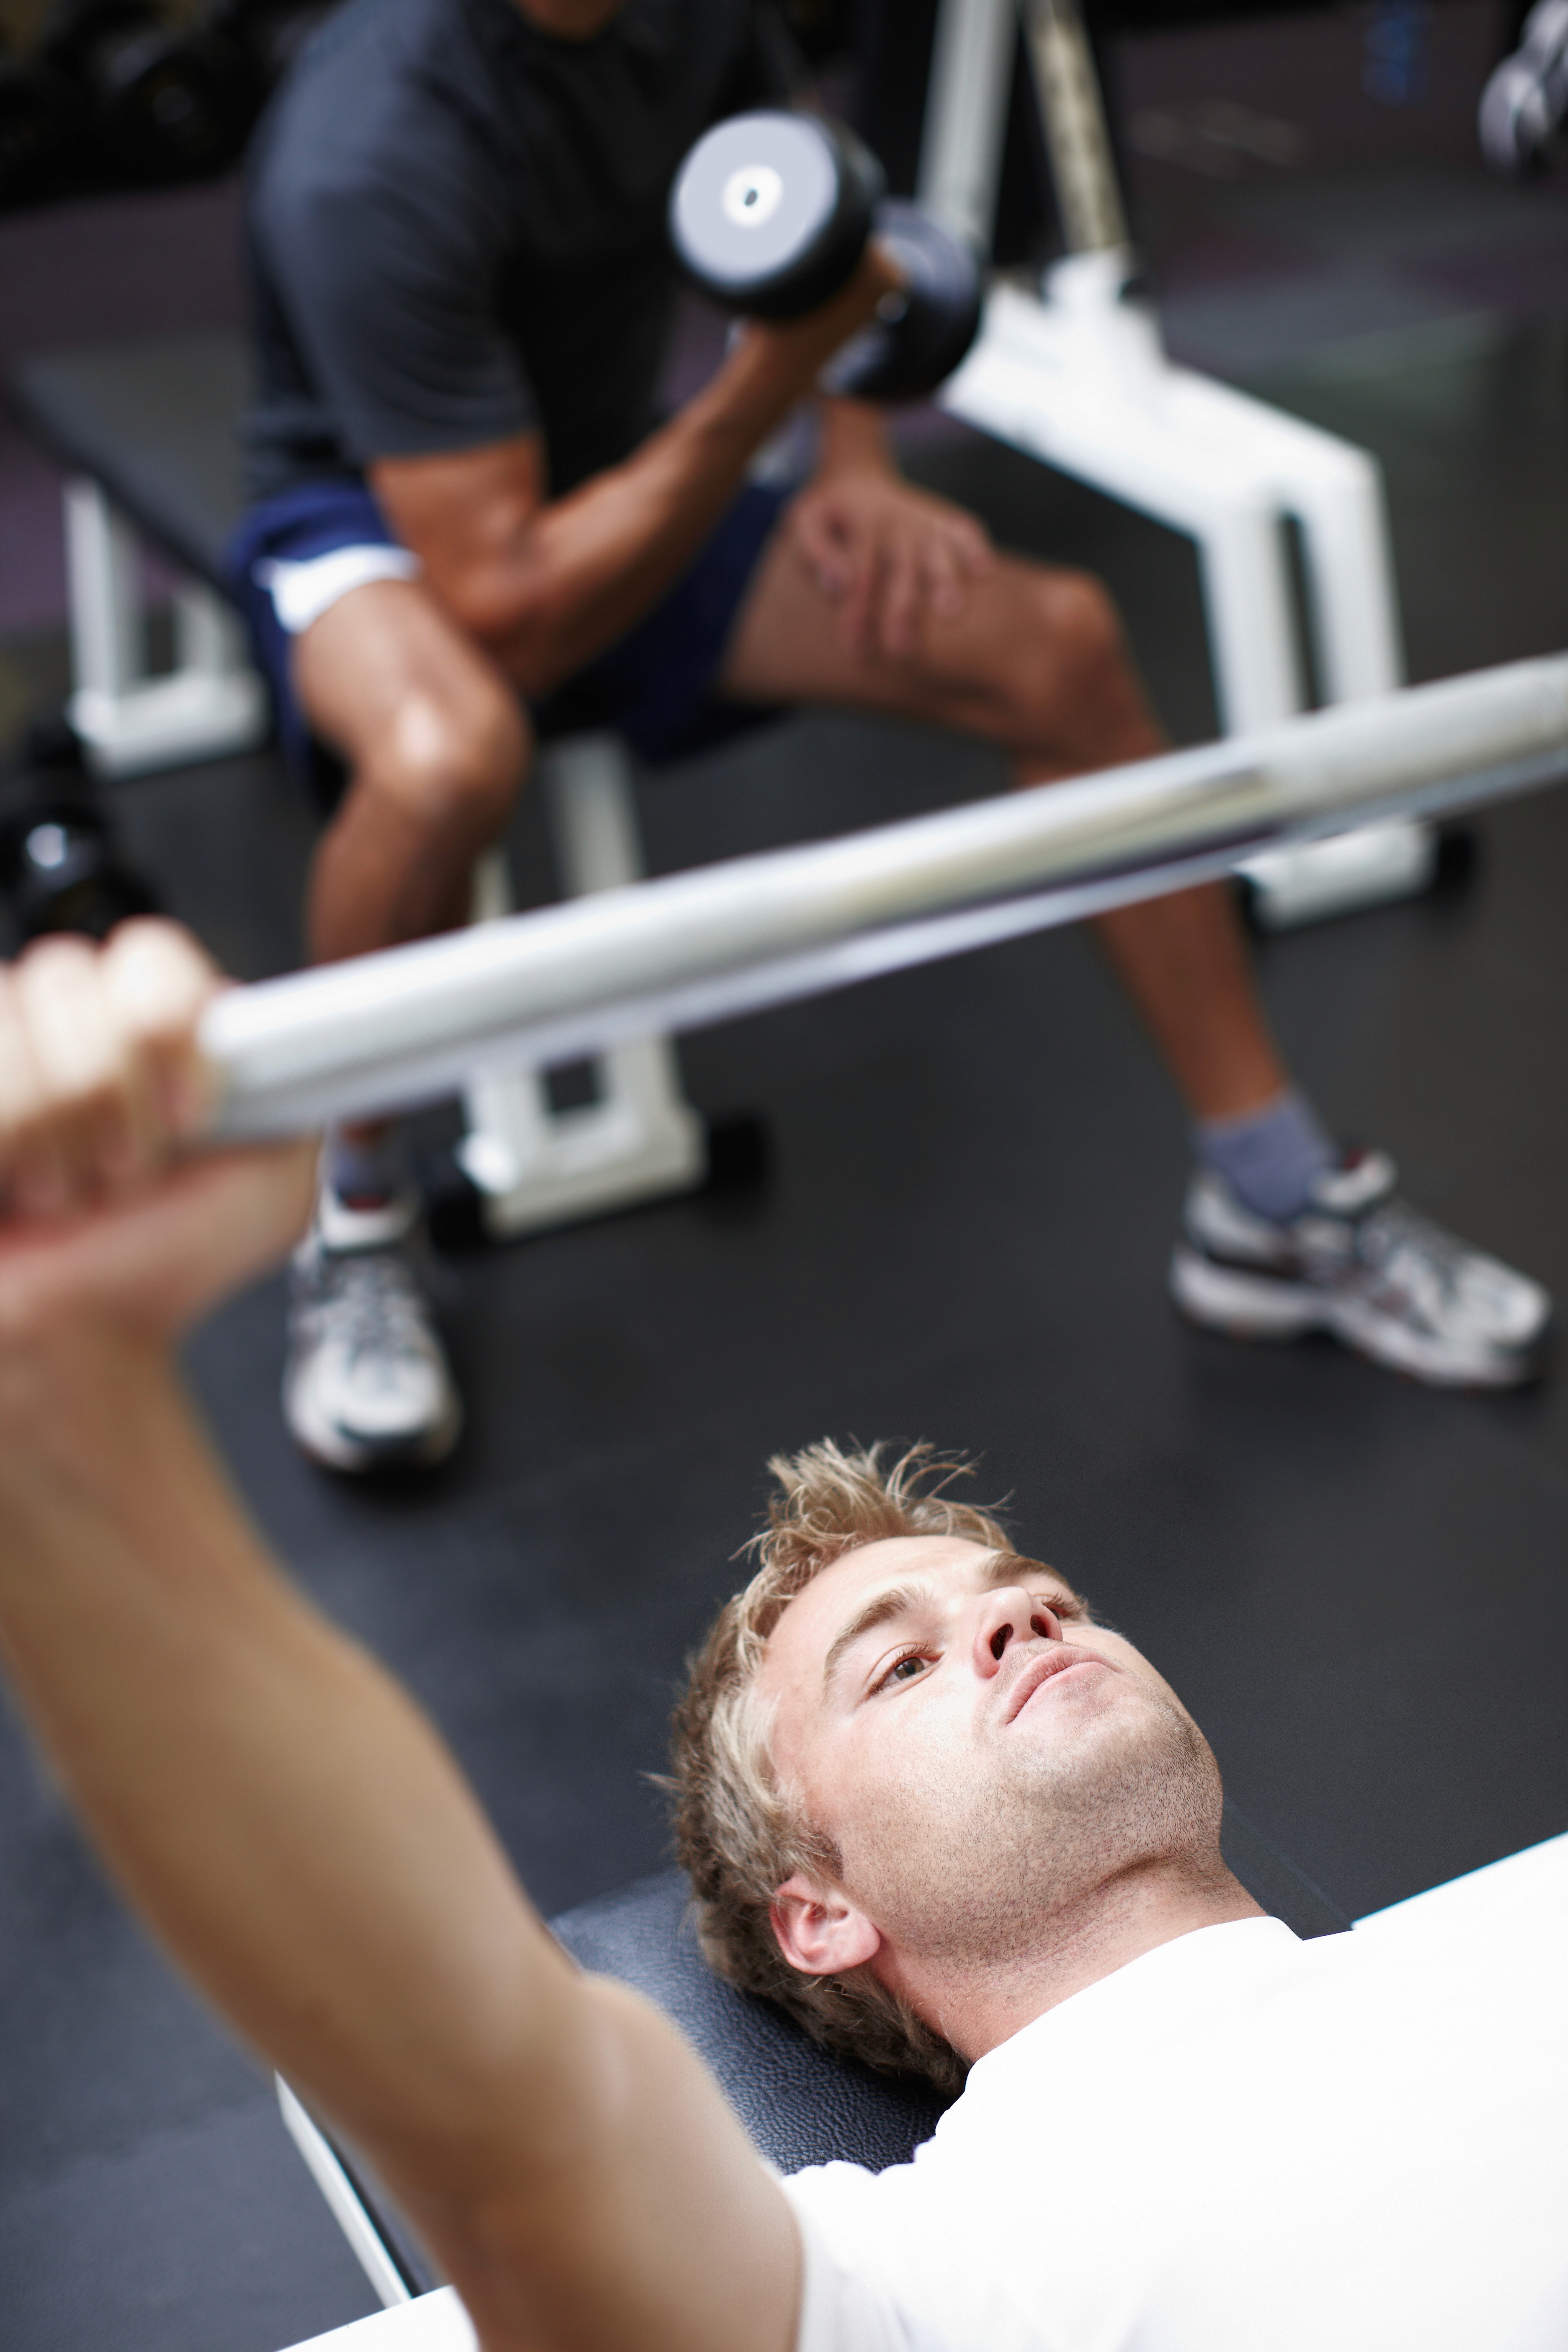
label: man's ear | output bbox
[770,1874,882,1977]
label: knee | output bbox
[1032,570,1132,698]
[372,681,530,842]
[1006,567,1155,761]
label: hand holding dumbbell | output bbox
[669,111,982,403]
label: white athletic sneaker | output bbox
[284,1189,462,1471]
[1170,1149,1552,1388]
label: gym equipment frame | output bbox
[63,472,269,777]
[922,0,1419,928]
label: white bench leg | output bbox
[1236,434,1433,927]
[1192,485,1435,926]
[276,2079,413,2309]
[63,476,269,777]
[457,733,706,1239]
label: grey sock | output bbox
[1195,1088,1335,1223]
[326,1123,410,1209]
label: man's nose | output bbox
[973,1586,1063,1676]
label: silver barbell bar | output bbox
[204,654,1568,1140]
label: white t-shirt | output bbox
[782,1835,1568,2352]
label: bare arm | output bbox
[373,253,897,696]
[0,928,799,2352]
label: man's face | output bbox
[757,1537,1223,1987]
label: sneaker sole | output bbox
[1170,1245,1548,1390]
[283,1377,464,1474]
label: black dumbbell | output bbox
[37,0,256,185]
[0,717,159,943]
[668,111,982,403]
[0,31,87,210]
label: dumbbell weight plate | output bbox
[818,201,983,404]
[670,108,884,321]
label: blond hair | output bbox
[668,1441,1011,2093]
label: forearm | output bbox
[480,387,897,686]
[0,1331,585,2199]
[438,335,813,691]
[395,253,900,691]
[815,395,896,474]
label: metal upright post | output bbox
[916,0,1016,248]
[1019,0,1129,258]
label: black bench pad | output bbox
[10,330,249,589]
[550,1868,950,2177]
[547,1803,1348,2177]
[327,1807,1349,2296]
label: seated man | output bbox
[0,924,1561,2352]
[229,0,1551,1470]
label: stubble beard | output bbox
[838,1676,1225,1973]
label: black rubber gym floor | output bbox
[3,231,1568,2352]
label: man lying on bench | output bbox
[0,920,1562,2352]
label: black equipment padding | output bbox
[10,329,248,588]
[307,1801,1349,2295]
[548,1798,1348,2174]
[549,1867,951,2175]
[1219,1798,1351,1943]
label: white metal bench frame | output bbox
[57,476,705,1238]
[64,474,269,778]
[921,0,1431,928]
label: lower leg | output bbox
[292,580,530,1203]
[307,784,485,966]
[1090,885,1287,1122]
[1004,675,1289,1125]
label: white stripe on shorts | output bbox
[257,544,423,635]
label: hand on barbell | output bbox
[0,920,315,1347]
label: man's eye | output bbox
[874,1649,930,1692]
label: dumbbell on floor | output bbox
[668,111,982,403]
[0,718,159,944]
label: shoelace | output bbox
[1355,1198,1470,1301]
[307,1250,436,1369]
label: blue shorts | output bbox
[226,476,789,808]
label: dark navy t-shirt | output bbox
[242,0,797,502]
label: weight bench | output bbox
[270,1823,1568,2352]
[8,330,706,1238]
[276,1798,1351,2312]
